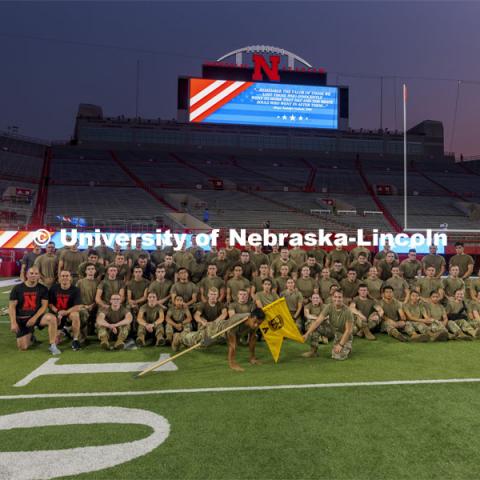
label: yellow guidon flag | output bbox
[260,297,304,362]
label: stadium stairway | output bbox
[110,151,177,211]
[355,157,402,233]
[410,160,468,201]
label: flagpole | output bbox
[137,315,248,377]
[403,84,407,231]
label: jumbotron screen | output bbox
[188,78,338,129]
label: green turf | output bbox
[0,423,152,451]
[1,295,480,479]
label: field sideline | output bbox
[1,288,480,479]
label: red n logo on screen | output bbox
[23,293,37,310]
[56,294,70,310]
[252,54,281,81]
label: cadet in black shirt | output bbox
[49,270,82,351]
[9,266,60,354]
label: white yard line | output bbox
[1,377,480,400]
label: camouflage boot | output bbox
[410,333,430,343]
[388,328,408,342]
[429,330,448,342]
[363,327,376,341]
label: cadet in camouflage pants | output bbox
[446,290,480,338]
[96,295,132,350]
[179,313,249,348]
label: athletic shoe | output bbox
[71,340,81,351]
[48,344,61,355]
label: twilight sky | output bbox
[0,1,479,156]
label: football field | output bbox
[1,287,480,479]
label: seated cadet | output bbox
[96,293,133,350]
[422,290,450,341]
[166,295,193,348]
[415,266,444,302]
[303,290,354,361]
[295,265,318,305]
[136,292,166,347]
[148,266,173,310]
[281,278,303,331]
[194,287,228,329]
[95,265,125,312]
[302,293,333,357]
[377,286,409,342]
[402,291,432,342]
[77,263,99,336]
[49,270,82,350]
[384,266,410,302]
[339,269,360,305]
[349,283,382,341]
[446,288,480,339]
[255,278,279,308]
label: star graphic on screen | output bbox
[277,115,281,119]
[282,115,287,120]
[299,116,303,121]
[290,114,296,121]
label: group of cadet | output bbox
[9,236,480,367]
